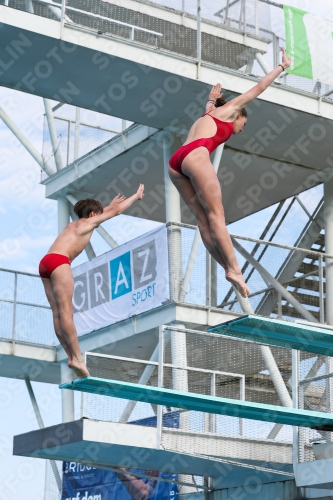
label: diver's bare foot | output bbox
[68,360,90,379]
[225,270,250,298]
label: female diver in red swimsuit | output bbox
[169,48,291,298]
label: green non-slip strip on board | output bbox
[208,315,333,357]
[60,377,333,431]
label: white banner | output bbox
[72,225,169,336]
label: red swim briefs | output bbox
[39,253,71,279]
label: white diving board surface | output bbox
[60,378,333,431]
[208,315,333,357]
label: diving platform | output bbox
[208,315,333,357]
[13,418,293,488]
[60,378,333,431]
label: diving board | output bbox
[13,419,294,487]
[60,377,333,431]
[208,315,333,357]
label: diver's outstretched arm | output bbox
[223,47,291,117]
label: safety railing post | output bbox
[277,292,282,318]
[255,0,258,35]
[319,254,324,323]
[326,356,333,442]
[273,35,280,68]
[298,376,305,463]
[242,0,246,32]
[196,0,201,78]
[225,0,230,25]
[292,350,299,468]
[12,272,18,351]
[206,251,211,307]
[209,372,216,433]
[156,325,165,449]
[239,375,245,436]
[60,0,66,38]
[130,27,135,40]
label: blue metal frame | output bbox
[208,315,333,357]
[60,377,333,431]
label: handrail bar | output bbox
[86,351,244,379]
[167,222,333,259]
[299,372,333,386]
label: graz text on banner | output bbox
[72,226,169,335]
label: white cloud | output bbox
[0,234,54,262]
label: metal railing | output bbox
[83,330,247,440]
[167,221,329,324]
[0,267,54,346]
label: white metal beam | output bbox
[43,98,63,171]
[233,238,319,323]
[255,51,271,75]
[74,107,80,161]
[0,106,55,176]
[60,363,74,422]
[57,197,70,233]
[163,134,183,301]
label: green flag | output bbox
[284,5,333,85]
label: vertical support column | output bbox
[196,0,201,78]
[324,178,333,442]
[171,324,188,425]
[74,107,80,161]
[60,0,67,38]
[61,363,75,423]
[163,137,190,491]
[58,197,70,233]
[163,134,182,301]
[58,199,74,422]
[44,99,63,171]
[171,324,196,494]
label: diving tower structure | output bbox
[1,0,333,498]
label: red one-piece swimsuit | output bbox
[169,111,234,175]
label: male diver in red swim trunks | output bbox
[169,48,291,298]
[39,184,145,378]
